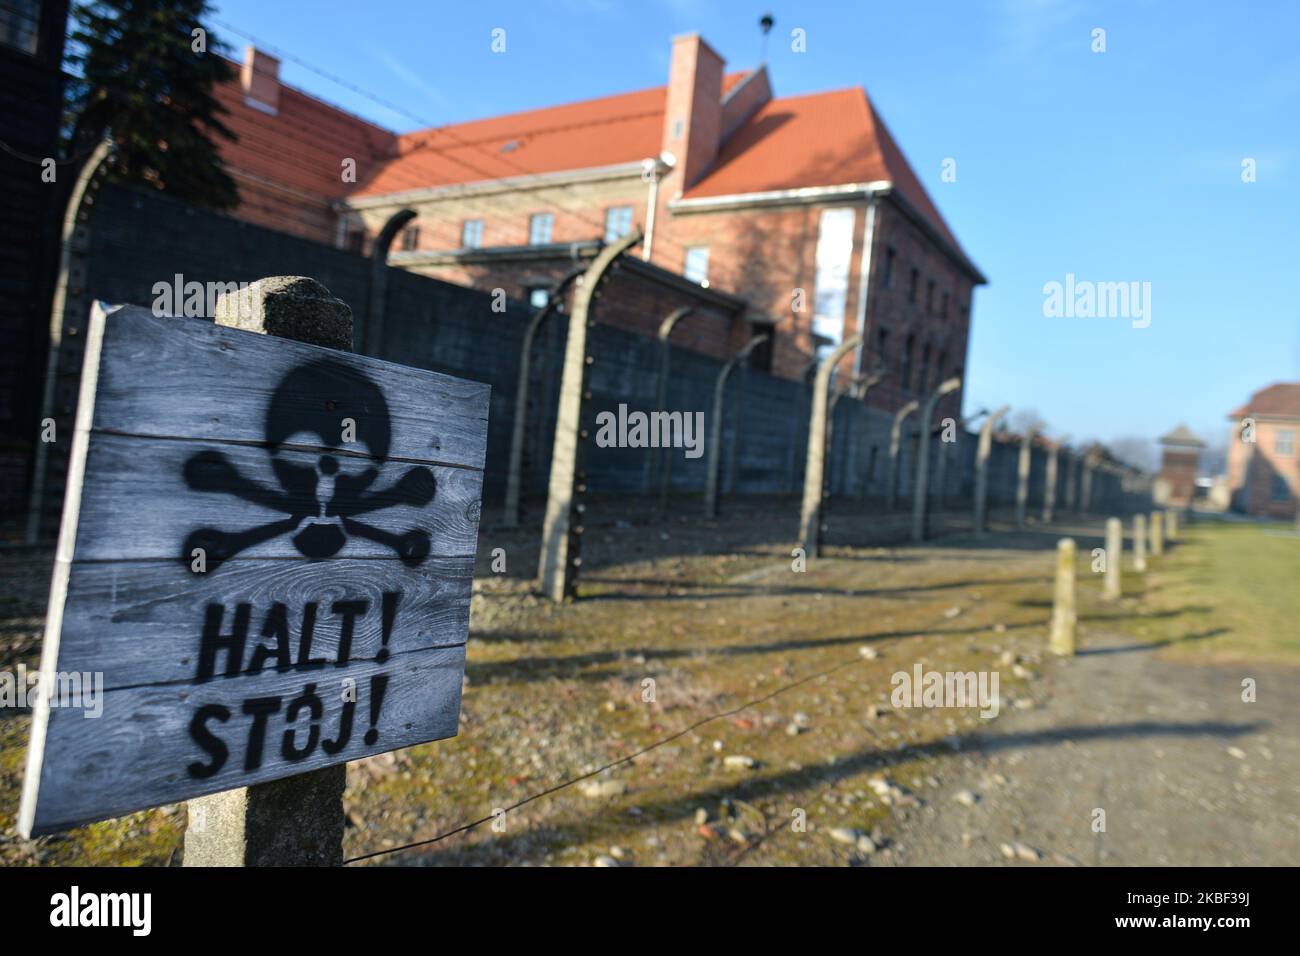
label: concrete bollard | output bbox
[1049,538,1077,656]
[1103,517,1122,600]
[1133,513,1148,572]
[1150,511,1164,557]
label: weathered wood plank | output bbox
[93,305,489,470]
[71,432,483,561]
[21,300,488,838]
[24,644,465,835]
[58,556,473,690]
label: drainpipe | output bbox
[642,153,674,262]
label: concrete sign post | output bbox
[19,281,489,851]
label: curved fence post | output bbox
[705,334,768,518]
[785,358,819,493]
[1043,434,1067,524]
[886,399,919,511]
[538,229,643,601]
[851,370,888,500]
[503,268,584,528]
[26,139,114,545]
[1081,447,1100,512]
[797,336,863,557]
[1015,427,1039,528]
[361,207,416,354]
[973,405,1010,537]
[650,306,694,503]
[912,376,962,542]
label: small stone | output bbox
[609,846,625,859]
[829,827,859,846]
[724,755,757,770]
[593,855,619,867]
[944,606,963,619]
[693,807,709,825]
[859,646,879,659]
[1000,841,1042,861]
[867,704,890,720]
[792,711,812,727]
[1227,746,1247,760]
[785,722,803,736]
[954,789,980,808]
[856,834,877,855]
[1012,663,1036,680]
[999,650,1016,666]
[580,779,627,798]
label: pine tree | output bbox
[66,0,239,209]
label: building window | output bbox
[908,268,919,304]
[528,213,553,245]
[811,207,857,352]
[344,229,365,255]
[919,343,932,393]
[1277,429,1295,456]
[926,280,935,313]
[684,247,709,285]
[604,206,633,242]
[883,247,896,288]
[902,334,915,390]
[0,0,40,55]
[1272,474,1293,502]
[400,225,420,251]
[528,287,550,309]
[876,327,889,364]
[940,291,949,320]
[461,219,484,249]
[937,349,948,384]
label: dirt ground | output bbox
[1,498,1295,867]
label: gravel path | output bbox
[879,631,1300,866]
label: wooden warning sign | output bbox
[19,303,489,836]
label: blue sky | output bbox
[208,0,1299,457]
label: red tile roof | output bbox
[351,72,750,198]
[214,70,395,201]
[1229,382,1300,420]
[682,87,963,257]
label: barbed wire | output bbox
[343,647,875,864]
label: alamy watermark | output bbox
[891,664,1000,718]
[594,404,704,459]
[1,664,104,718]
[1042,273,1151,328]
[152,274,256,320]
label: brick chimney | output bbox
[661,34,724,192]
[241,45,281,115]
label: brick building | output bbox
[1226,382,1300,520]
[211,34,983,415]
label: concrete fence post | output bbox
[1043,436,1066,524]
[785,358,819,494]
[1166,508,1179,541]
[973,405,1010,537]
[538,230,642,602]
[911,376,961,542]
[705,335,768,518]
[26,138,115,545]
[1133,513,1148,572]
[1063,450,1077,512]
[886,399,919,512]
[797,336,863,558]
[1150,510,1164,557]
[184,275,354,866]
[1104,516,1123,600]
[1015,428,1037,528]
[1049,537,1077,656]
[503,269,583,528]
[650,306,693,507]
[1080,450,1098,512]
[361,208,416,355]
[852,372,887,500]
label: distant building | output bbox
[1153,424,1205,506]
[1226,382,1300,520]
[209,34,984,410]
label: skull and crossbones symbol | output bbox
[181,359,436,571]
